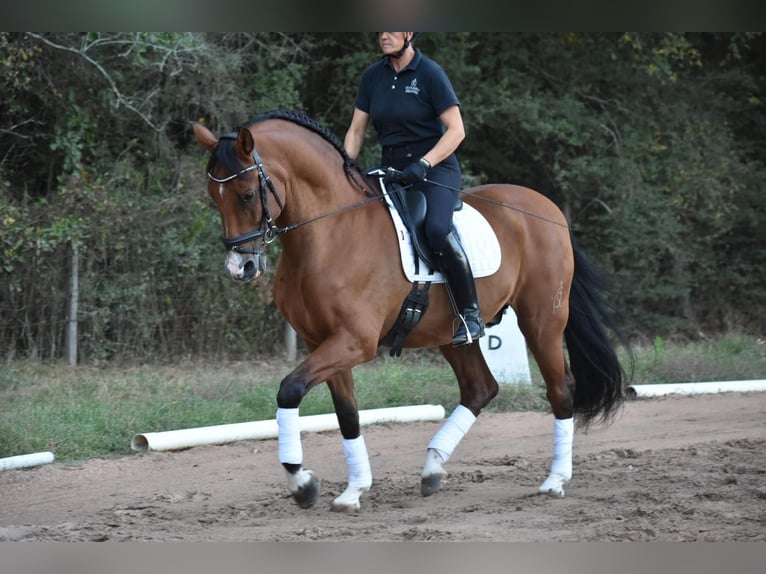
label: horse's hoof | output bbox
[293,474,320,508]
[538,473,568,498]
[539,486,566,498]
[421,473,443,497]
[330,484,368,513]
[330,500,360,513]
[421,449,446,497]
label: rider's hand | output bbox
[383,158,429,186]
[399,160,428,186]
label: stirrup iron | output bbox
[454,314,474,346]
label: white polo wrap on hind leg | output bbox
[427,404,477,463]
[550,417,574,478]
[276,407,302,465]
[342,435,372,488]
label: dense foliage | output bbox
[1,33,764,362]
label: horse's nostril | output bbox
[243,260,256,276]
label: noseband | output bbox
[207,133,283,252]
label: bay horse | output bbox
[192,110,628,512]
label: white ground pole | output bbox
[0,451,55,471]
[131,404,445,453]
[479,306,531,384]
[627,379,766,398]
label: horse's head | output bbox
[192,122,282,282]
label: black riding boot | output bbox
[434,231,485,347]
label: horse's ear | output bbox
[236,126,255,157]
[190,121,218,152]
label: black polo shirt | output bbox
[354,49,461,147]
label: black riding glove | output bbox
[383,161,427,185]
[399,160,428,186]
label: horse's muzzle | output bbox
[225,250,267,282]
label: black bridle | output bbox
[208,135,383,253]
[207,137,284,253]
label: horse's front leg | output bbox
[422,344,498,496]
[276,361,321,509]
[276,412,320,508]
[275,333,373,510]
[327,369,372,513]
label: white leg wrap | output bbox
[342,435,372,489]
[550,417,574,479]
[427,404,477,464]
[331,436,372,511]
[276,407,302,465]
[539,417,574,497]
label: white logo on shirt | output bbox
[405,79,420,95]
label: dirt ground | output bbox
[1,392,765,542]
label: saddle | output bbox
[366,168,462,357]
[385,178,463,272]
[366,169,502,356]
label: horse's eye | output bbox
[242,190,255,203]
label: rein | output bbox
[270,194,384,236]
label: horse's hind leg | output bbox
[327,369,372,513]
[520,314,576,498]
[421,343,498,497]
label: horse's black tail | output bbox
[564,235,632,429]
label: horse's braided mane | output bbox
[248,110,351,163]
[247,110,371,194]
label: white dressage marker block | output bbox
[480,307,531,384]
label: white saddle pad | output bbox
[381,182,501,284]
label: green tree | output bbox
[1,33,763,363]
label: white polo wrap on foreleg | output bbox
[550,417,574,479]
[342,435,372,488]
[276,407,302,465]
[427,404,476,463]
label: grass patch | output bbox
[630,332,766,384]
[1,334,763,463]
